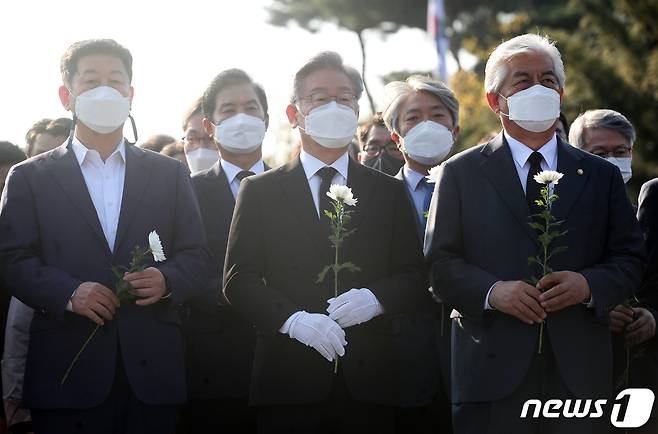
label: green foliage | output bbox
[316,199,361,287]
[110,245,152,303]
[529,184,568,283]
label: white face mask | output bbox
[401,120,454,166]
[214,113,266,154]
[73,86,131,134]
[500,84,561,133]
[606,156,632,184]
[186,148,219,174]
[299,101,358,149]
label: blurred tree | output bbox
[268,0,426,114]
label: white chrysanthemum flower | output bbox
[148,230,166,262]
[426,165,442,183]
[534,170,564,185]
[327,184,358,207]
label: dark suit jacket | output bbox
[637,179,658,349]
[185,162,265,400]
[0,142,210,409]
[223,156,429,407]
[424,133,646,403]
[393,167,444,406]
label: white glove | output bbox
[327,288,384,328]
[280,311,347,362]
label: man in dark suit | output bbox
[383,75,460,434]
[425,34,646,434]
[177,69,270,434]
[0,39,210,434]
[223,51,429,434]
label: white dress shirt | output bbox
[299,149,349,217]
[66,138,126,311]
[71,137,126,253]
[221,158,266,200]
[402,166,429,223]
[506,131,558,192]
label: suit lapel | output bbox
[205,162,236,232]
[552,138,588,222]
[479,133,539,246]
[114,144,152,255]
[343,160,377,255]
[280,158,332,257]
[48,144,111,256]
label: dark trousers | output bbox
[31,354,177,434]
[176,396,256,434]
[257,372,396,434]
[452,335,609,434]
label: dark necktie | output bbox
[526,152,543,217]
[236,170,255,183]
[317,166,338,222]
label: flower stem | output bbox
[334,204,341,374]
[61,324,100,385]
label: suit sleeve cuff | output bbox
[484,281,501,310]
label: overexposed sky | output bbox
[0,0,464,161]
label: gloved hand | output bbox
[282,311,347,362]
[327,288,384,328]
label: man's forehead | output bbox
[302,69,354,93]
[75,54,128,76]
[216,83,260,105]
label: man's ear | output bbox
[391,131,400,145]
[264,114,270,130]
[286,104,299,128]
[202,118,215,137]
[452,125,460,138]
[558,88,564,103]
[59,85,73,111]
[485,92,500,113]
[128,86,135,109]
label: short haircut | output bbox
[139,134,177,153]
[357,113,386,149]
[0,141,27,166]
[290,51,363,103]
[182,98,203,132]
[25,118,72,156]
[382,75,459,136]
[201,69,269,121]
[60,39,133,88]
[569,109,636,149]
[484,34,565,95]
[160,141,185,158]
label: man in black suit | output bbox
[223,51,429,434]
[383,75,460,434]
[178,69,270,434]
[0,39,210,434]
[425,34,646,434]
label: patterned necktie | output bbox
[317,167,338,222]
[526,151,543,217]
[420,178,434,229]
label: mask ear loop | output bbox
[126,114,138,145]
[497,93,511,118]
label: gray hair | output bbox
[290,51,363,103]
[569,109,636,149]
[382,75,459,136]
[484,34,565,95]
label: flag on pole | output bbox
[427,0,450,81]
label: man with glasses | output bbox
[357,113,404,176]
[223,51,429,434]
[569,109,634,185]
[182,98,218,174]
